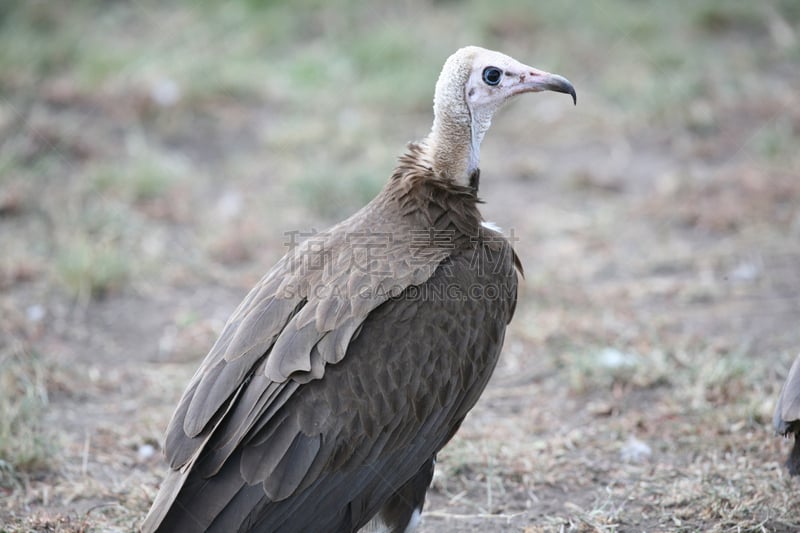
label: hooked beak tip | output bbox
[544,74,577,106]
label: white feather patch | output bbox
[481,221,503,232]
[362,506,422,533]
[404,508,422,533]
[361,516,390,533]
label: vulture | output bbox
[774,353,800,476]
[142,46,576,532]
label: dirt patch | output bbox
[2,1,800,531]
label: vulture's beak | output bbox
[515,67,577,105]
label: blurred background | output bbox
[1,0,799,530]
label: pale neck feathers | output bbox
[422,46,484,187]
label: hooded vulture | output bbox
[774,353,800,476]
[142,46,576,532]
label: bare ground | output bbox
[2,1,800,531]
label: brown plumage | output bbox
[775,354,800,476]
[142,46,576,532]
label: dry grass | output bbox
[0,309,52,490]
[1,0,800,531]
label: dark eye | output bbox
[482,66,502,86]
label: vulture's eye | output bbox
[482,67,503,86]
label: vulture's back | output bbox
[143,172,519,532]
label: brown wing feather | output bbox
[143,150,513,532]
[144,193,455,531]
[145,231,517,532]
[250,238,517,530]
[160,194,452,466]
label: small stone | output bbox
[216,189,244,221]
[26,304,45,322]
[598,348,638,369]
[728,260,760,282]
[138,443,156,461]
[150,79,181,107]
[620,435,652,463]
[587,400,614,417]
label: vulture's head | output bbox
[428,46,576,184]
